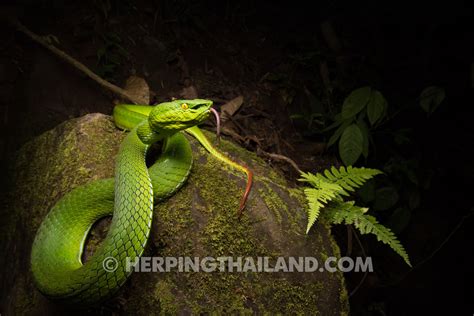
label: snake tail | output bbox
[185,126,253,217]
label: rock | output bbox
[0,113,349,315]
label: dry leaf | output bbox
[221,95,244,122]
[124,76,150,104]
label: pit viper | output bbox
[30,99,252,305]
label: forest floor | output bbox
[1,1,473,315]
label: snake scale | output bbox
[30,99,252,305]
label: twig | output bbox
[8,18,141,104]
[259,150,302,174]
[220,126,246,143]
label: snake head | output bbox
[148,99,213,133]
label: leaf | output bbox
[339,124,363,166]
[289,114,305,120]
[221,96,244,122]
[341,86,372,119]
[356,119,370,158]
[408,190,420,210]
[260,72,287,83]
[367,89,388,125]
[304,186,340,233]
[97,47,106,60]
[301,166,382,197]
[419,86,445,114]
[358,180,376,203]
[393,128,412,145]
[327,120,351,147]
[333,166,382,194]
[299,172,343,233]
[359,213,411,267]
[373,187,399,211]
[388,207,411,234]
[124,75,150,105]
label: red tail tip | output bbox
[237,167,253,219]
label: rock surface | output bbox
[0,113,348,315]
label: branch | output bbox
[259,150,302,174]
[8,18,141,104]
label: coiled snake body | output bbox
[30,99,252,305]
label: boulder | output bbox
[0,113,349,315]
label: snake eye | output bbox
[181,103,189,110]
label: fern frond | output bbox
[299,171,344,199]
[330,166,383,194]
[299,171,328,188]
[324,201,411,267]
[304,183,341,233]
[299,167,382,233]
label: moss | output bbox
[339,283,350,316]
[262,278,323,315]
[258,188,283,224]
[153,280,179,314]
[141,132,341,314]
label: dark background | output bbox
[1,1,473,315]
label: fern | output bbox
[300,166,382,197]
[303,187,337,233]
[326,166,383,196]
[323,201,411,267]
[299,166,382,232]
[300,166,411,266]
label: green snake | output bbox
[30,99,253,305]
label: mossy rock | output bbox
[0,113,349,315]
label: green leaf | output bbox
[299,174,342,233]
[322,113,345,132]
[339,124,363,166]
[373,187,399,211]
[358,180,376,203]
[96,47,106,60]
[419,86,445,114]
[367,89,388,125]
[393,128,412,145]
[356,119,370,158]
[327,120,351,147]
[408,190,420,210]
[388,207,411,234]
[303,187,339,233]
[341,86,372,119]
[289,114,305,120]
